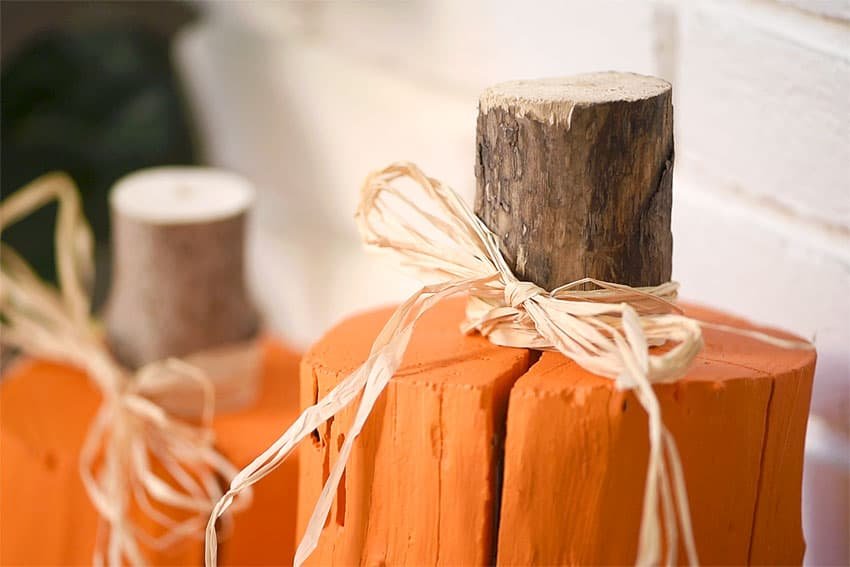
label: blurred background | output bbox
[1,0,847,563]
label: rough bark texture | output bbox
[105,210,259,368]
[475,72,674,290]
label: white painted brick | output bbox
[248,224,418,349]
[193,0,681,94]
[245,0,665,94]
[324,240,421,330]
[675,1,850,229]
[177,25,477,236]
[778,0,850,21]
[197,1,315,36]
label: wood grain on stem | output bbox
[475,72,674,290]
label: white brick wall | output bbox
[179,24,477,232]
[177,1,850,563]
[779,0,850,21]
[676,1,850,229]
[305,0,664,94]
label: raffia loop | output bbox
[0,174,249,566]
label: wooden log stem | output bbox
[475,72,674,290]
[105,167,260,369]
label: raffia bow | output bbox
[0,174,250,566]
[206,162,812,567]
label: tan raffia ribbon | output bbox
[205,162,813,567]
[0,173,252,566]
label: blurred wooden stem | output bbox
[475,72,674,289]
[105,167,259,369]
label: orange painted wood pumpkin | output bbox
[296,299,814,565]
[284,74,816,566]
[0,338,302,566]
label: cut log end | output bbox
[110,167,254,224]
[479,72,671,124]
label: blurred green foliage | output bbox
[1,23,198,293]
